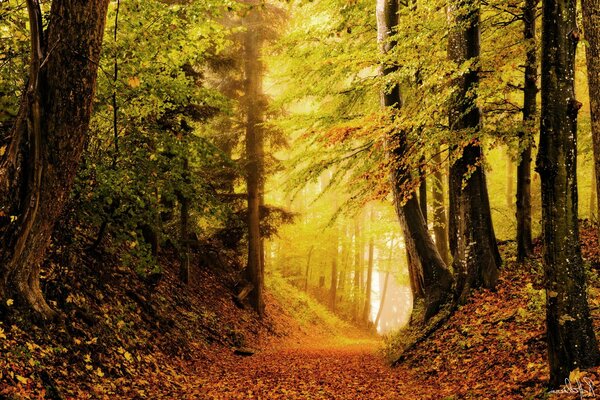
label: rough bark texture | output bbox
[447,0,501,302]
[378,0,454,322]
[516,0,538,261]
[582,0,600,231]
[432,152,450,265]
[0,0,110,320]
[243,11,265,317]
[536,0,600,387]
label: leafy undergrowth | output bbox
[386,230,600,399]
[266,272,356,340]
[4,225,600,399]
[0,232,352,399]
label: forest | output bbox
[1,0,600,398]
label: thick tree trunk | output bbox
[0,0,110,320]
[378,0,454,322]
[447,0,501,302]
[243,12,265,317]
[516,0,538,262]
[432,151,450,265]
[536,0,600,387]
[582,0,600,234]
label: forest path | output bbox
[193,336,442,400]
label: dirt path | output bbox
[191,338,445,400]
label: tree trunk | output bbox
[304,245,313,292]
[582,0,600,235]
[374,271,390,330]
[536,0,600,387]
[353,217,362,319]
[179,157,191,284]
[419,161,427,224]
[362,213,374,324]
[447,0,501,302]
[243,11,265,317]
[432,151,450,265]
[378,0,454,322]
[375,237,394,329]
[506,155,514,209]
[329,228,338,311]
[0,0,110,320]
[516,0,538,262]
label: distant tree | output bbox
[536,0,600,386]
[447,0,501,302]
[0,0,110,320]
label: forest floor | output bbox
[3,223,600,399]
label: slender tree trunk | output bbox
[582,0,600,234]
[432,151,450,265]
[179,157,191,284]
[378,0,454,322]
[506,155,514,209]
[375,271,390,330]
[353,217,362,319]
[516,0,538,261]
[447,0,501,302]
[419,160,427,224]
[375,237,394,329]
[362,211,374,324]
[243,11,265,317]
[0,0,110,320]
[536,0,600,386]
[330,228,338,311]
[305,245,314,292]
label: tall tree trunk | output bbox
[179,157,191,284]
[447,0,501,302]
[516,0,538,262]
[419,161,427,224]
[362,211,374,324]
[506,155,514,209]
[582,0,600,233]
[353,217,362,319]
[536,0,600,387]
[0,0,110,320]
[432,151,450,265]
[378,0,454,322]
[243,11,265,317]
[375,237,394,329]
[304,245,314,292]
[330,228,338,311]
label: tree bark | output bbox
[516,0,538,262]
[432,151,450,265]
[536,0,600,387]
[378,0,454,322]
[243,10,265,317]
[0,0,110,320]
[582,0,600,234]
[447,0,501,302]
